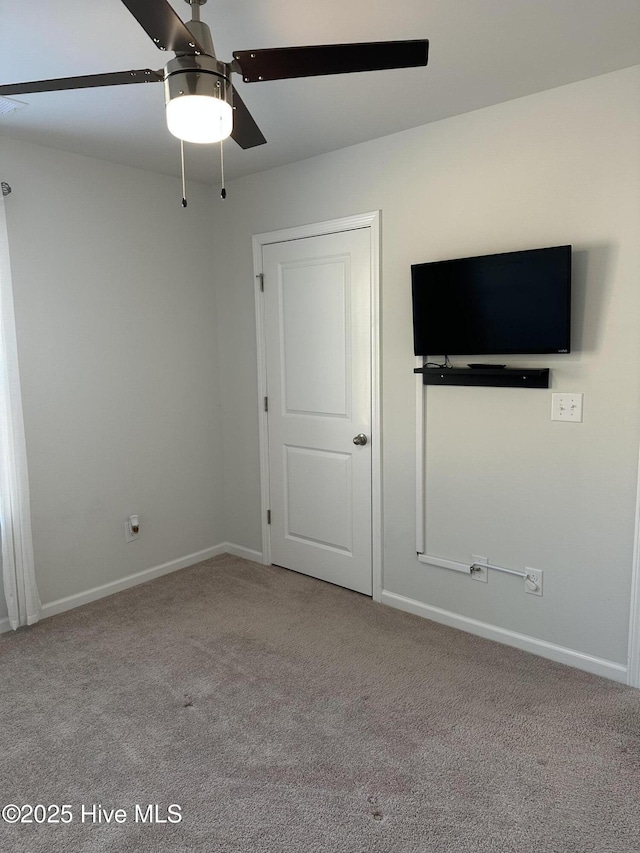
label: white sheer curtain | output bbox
[0,190,40,629]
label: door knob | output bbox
[352,433,368,446]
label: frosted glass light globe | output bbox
[166,95,233,144]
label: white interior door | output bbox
[262,227,373,595]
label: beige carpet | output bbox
[1,554,638,852]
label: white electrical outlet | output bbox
[125,515,140,543]
[551,393,583,422]
[471,554,488,583]
[524,567,544,596]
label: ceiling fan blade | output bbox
[0,69,163,96]
[230,87,266,149]
[233,39,428,83]
[119,0,205,53]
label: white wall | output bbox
[213,67,640,667]
[1,136,224,609]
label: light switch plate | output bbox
[551,393,583,422]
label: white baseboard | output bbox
[219,542,264,563]
[33,542,262,624]
[1,542,264,633]
[381,589,628,684]
[40,544,228,621]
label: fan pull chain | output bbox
[220,139,226,200]
[180,139,187,208]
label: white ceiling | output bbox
[1,0,640,185]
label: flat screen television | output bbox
[411,245,572,356]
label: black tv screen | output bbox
[411,245,572,356]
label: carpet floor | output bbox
[1,554,638,852]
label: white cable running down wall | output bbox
[415,358,536,583]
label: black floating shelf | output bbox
[415,367,550,389]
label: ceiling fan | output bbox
[0,0,429,150]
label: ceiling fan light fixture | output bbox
[166,92,232,143]
[164,56,233,144]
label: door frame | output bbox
[252,211,382,601]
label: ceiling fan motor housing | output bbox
[164,54,231,107]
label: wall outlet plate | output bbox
[524,567,543,596]
[471,554,488,583]
[125,521,139,543]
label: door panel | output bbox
[280,257,350,417]
[284,445,353,553]
[263,228,372,594]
